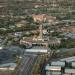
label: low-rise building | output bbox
[45,56,75,75]
[0,63,17,71]
[62,74,71,75]
[71,62,75,68]
[51,61,65,67]
[16,20,27,27]
[64,33,75,39]
[45,64,61,75]
[48,38,61,46]
[45,65,61,71]
[60,56,75,63]
[25,46,49,53]
[65,68,75,74]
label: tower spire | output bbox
[33,24,44,41]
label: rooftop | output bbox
[25,46,48,53]
[45,65,61,71]
[60,56,75,62]
[0,63,17,68]
[51,61,65,67]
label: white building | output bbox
[62,74,71,75]
[65,68,75,74]
[45,64,61,75]
[45,56,75,75]
[45,64,61,71]
[46,71,61,75]
[51,61,65,67]
[60,56,75,62]
[0,63,17,71]
[25,47,48,53]
[72,62,75,68]
[0,46,3,50]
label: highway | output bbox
[14,53,37,75]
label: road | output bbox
[14,53,37,75]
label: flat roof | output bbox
[65,68,75,74]
[0,63,17,68]
[51,61,65,67]
[60,56,75,62]
[25,46,48,53]
[50,72,61,75]
[45,65,61,71]
[72,62,75,67]
[62,74,71,75]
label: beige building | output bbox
[32,14,56,23]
